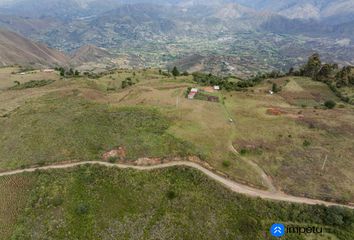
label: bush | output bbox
[10,80,55,90]
[324,100,336,109]
[240,149,247,155]
[166,190,177,200]
[108,156,118,163]
[222,160,231,167]
[303,140,311,147]
[75,203,89,215]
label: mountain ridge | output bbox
[0,28,69,67]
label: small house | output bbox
[188,92,196,100]
[43,69,55,73]
[213,86,220,91]
[191,88,198,93]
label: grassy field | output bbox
[226,77,354,203]
[0,68,353,203]
[0,92,195,170]
[1,165,353,240]
[0,67,59,90]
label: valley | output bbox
[1,1,354,76]
[0,1,353,239]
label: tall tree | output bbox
[172,66,180,77]
[303,53,322,79]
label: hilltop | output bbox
[0,65,353,239]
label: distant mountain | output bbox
[260,15,354,40]
[71,44,112,65]
[0,28,69,67]
[230,0,354,22]
[0,0,353,74]
[0,0,121,20]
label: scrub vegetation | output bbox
[1,165,353,240]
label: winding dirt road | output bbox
[0,161,353,209]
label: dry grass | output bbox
[1,70,352,202]
[224,77,354,202]
[0,174,35,239]
[0,67,59,90]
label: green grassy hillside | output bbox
[0,67,353,203]
[1,165,353,240]
[0,92,195,170]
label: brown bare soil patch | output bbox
[280,91,313,105]
[266,108,286,116]
[233,139,274,151]
[102,146,126,161]
[79,89,106,101]
[203,86,215,93]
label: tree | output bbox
[59,67,65,77]
[317,63,333,81]
[324,100,336,109]
[74,70,80,76]
[172,66,180,77]
[121,80,127,89]
[287,67,294,76]
[272,83,281,93]
[303,53,322,79]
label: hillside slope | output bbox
[0,28,69,67]
[71,44,112,65]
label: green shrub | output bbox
[303,140,311,147]
[10,80,55,90]
[75,203,89,215]
[324,100,336,109]
[222,160,231,167]
[166,190,177,200]
[108,156,118,163]
[240,149,247,155]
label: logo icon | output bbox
[270,223,285,238]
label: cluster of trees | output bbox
[192,72,249,91]
[121,77,135,89]
[289,54,354,103]
[11,79,55,90]
[55,67,80,77]
[192,71,283,91]
[170,66,189,77]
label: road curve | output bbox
[0,161,353,209]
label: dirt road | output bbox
[0,161,353,209]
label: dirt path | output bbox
[229,144,277,192]
[0,161,352,209]
[221,96,277,192]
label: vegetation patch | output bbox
[0,92,195,170]
[9,79,55,90]
[2,165,353,240]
